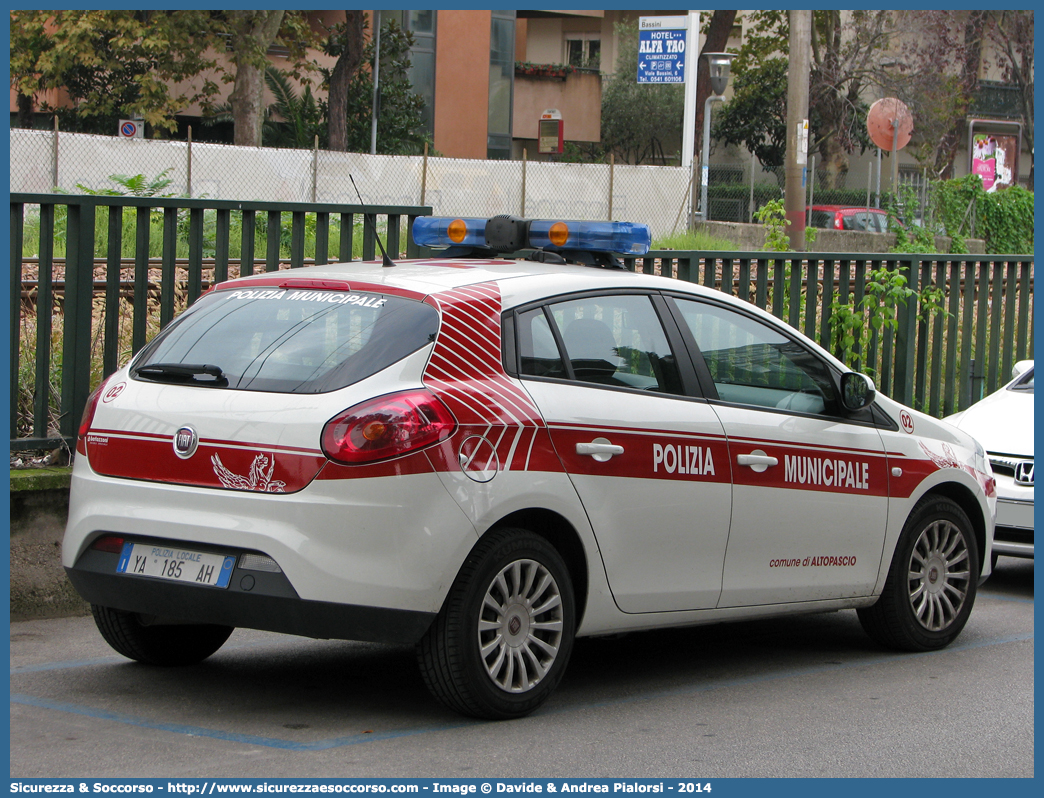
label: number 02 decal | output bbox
[900,410,914,434]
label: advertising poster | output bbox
[971,133,1018,192]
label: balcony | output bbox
[970,81,1023,121]
[513,66,602,143]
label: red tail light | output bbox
[79,375,112,439]
[321,389,456,465]
[90,535,125,554]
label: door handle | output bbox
[737,450,778,473]
[576,437,624,463]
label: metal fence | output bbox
[11,188,1034,454]
[10,129,693,238]
[10,192,431,452]
[13,127,967,235]
[702,154,942,225]
[624,251,1033,416]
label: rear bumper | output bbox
[63,458,479,615]
[66,544,435,644]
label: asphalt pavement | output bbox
[9,557,1033,779]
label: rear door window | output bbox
[133,287,439,394]
[517,293,684,394]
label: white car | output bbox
[946,361,1033,564]
[64,215,996,719]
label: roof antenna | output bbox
[349,174,395,267]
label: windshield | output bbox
[1010,367,1034,393]
[133,287,439,394]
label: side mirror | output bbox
[840,372,876,412]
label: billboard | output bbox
[971,133,1018,192]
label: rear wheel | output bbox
[418,528,576,719]
[91,605,233,666]
[858,496,978,651]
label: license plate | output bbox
[997,499,1034,531]
[117,543,236,588]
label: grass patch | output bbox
[652,230,737,251]
[19,206,405,263]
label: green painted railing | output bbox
[11,193,431,451]
[624,250,1033,418]
[10,194,1033,452]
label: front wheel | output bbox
[858,496,978,651]
[418,528,576,719]
[92,605,234,666]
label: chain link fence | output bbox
[11,129,693,239]
[703,152,938,226]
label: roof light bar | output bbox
[412,217,488,249]
[412,216,651,256]
[528,220,651,255]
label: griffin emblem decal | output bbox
[212,452,287,493]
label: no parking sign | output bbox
[118,119,143,138]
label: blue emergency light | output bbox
[412,216,651,257]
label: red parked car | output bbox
[808,205,900,233]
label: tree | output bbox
[201,66,323,149]
[876,11,988,179]
[809,11,890,187]
[226,11,287,147]
[9,11,53,129]
[323,18,427,154]
[222,11,319,147]
[712,11,891,187]
[9,10,220,135]
[9,9,318,146]
[600,22,685,164]
[263,68,324,149]
[986,10,1034,186]
[712,57,788,174]
[325,11,367,152]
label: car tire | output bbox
[857,495,978,651]
[417,527,576,720]
[91,604,234,666]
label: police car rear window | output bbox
[133,287,439,394]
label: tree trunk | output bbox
[229,11,285,147]
[694,10,737,159]
[934,11,987,178]
[16,93,35,129]
[818,137,850,190]
[328,11,366,152]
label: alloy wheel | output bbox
[477,558,564,693]
[907,519,971,631]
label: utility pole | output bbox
[370,12,382,155]
[784,10,811,251]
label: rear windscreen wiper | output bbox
[133,363,228,386]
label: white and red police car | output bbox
[64,215,996,719]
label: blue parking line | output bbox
[9,692,476,750]
[10,630,1033,750]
